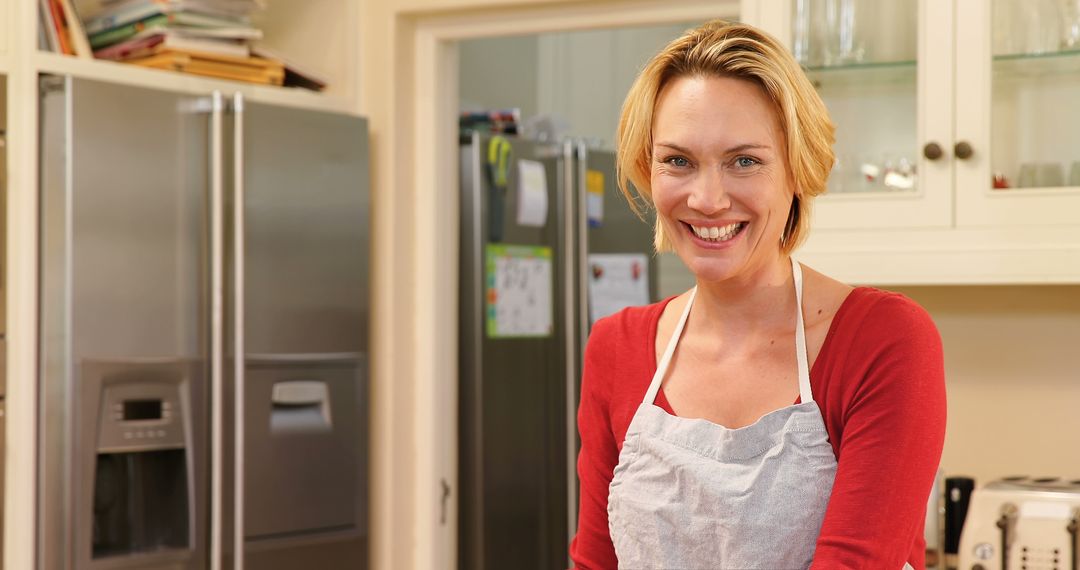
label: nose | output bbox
[685,166,730,215]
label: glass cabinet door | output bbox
[789,0,953,230]
[955,0,1080,227]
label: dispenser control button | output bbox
[123,432,132,440]
[157,430,166,437]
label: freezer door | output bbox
[459,135,570,570]
[231,102,369,568]
[38,76,211,570]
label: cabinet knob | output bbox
[923,142,944,161]
[954,141,974,160]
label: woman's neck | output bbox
[688,255,796,339]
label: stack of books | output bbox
[83,0,286,86]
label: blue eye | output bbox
[666,156,690,168]
[735,156,759,168]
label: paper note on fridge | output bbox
[588,253,650,324]
[486,244,554,338]
[586,169,604,227]
[516,159,548,227]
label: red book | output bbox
[47,0,73,55]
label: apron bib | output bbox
[607,258,836,569]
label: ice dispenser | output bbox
[76,360,206,569]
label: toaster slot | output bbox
[998,503,1018,570]
[1069,509,1078,570]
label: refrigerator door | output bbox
[38,76,211,570]
[459,134,570,570]
[230,102,369,569]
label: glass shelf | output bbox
[993,48,1080,79]
[802,59,916,90]
[801,50,1080,88]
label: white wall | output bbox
[458,35,540,118]
[894,285,1080,483]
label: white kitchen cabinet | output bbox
[954,0,1080,228]
[745,0,1080,284]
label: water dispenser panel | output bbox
[97,383,184,453]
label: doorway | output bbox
[409,2,738,567]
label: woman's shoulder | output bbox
[829,287,942,355]
[840,287,936,329]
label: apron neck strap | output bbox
[792,258,814,404]
[643,257,814,405]
[644,287,696,405]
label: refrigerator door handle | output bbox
[576,140,591,371]
[209,89,226,570]
[231,91,247,570]
[561,138,578,562]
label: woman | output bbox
[570,20,946,569]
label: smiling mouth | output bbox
[686,222,747,243]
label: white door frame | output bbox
[406,1,740,566]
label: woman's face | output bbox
[650,74,795,285]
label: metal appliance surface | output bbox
[957,476,1080,570]
[38,75,370,569]
[458,135,658,570]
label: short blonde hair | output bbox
[616,19,835,254]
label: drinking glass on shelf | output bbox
[1067,161,1080,186]
[993,0,1017,55]
[1019,0,1064,54]
[1018,163,1039,187]
[1038,162,1065,187]
[823,0,866,66]
[792,0,826,67]
[1062,0,1080,49]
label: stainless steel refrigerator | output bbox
[459,133,658,569]
[38,75,370,569]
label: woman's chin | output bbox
[680,257,743,284]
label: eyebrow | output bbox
[654,142,772,155]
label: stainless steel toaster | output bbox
[957,476,1080,570]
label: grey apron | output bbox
[607,258,838,569]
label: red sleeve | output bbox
[569,315,620,570]
[811,294,947,569]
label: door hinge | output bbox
[439,478,451,525]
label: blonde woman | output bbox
[571,20,945,569]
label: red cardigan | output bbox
[570,287,946,569]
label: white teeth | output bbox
[690,222,744,242]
